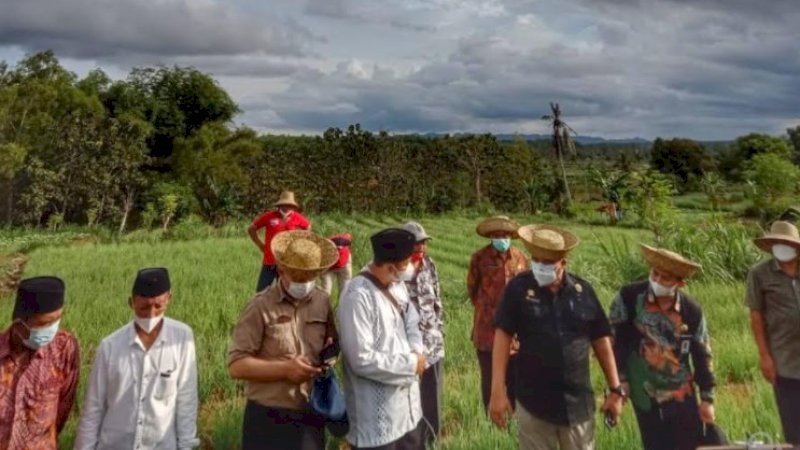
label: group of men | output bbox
[1,190,799,450]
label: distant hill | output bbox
[416,132,651,145]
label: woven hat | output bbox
[517,224,579,260]
[640,244,701,280]
[272,231,338,282]
[754,220,800,253]
[274,191,300,209]
[476,216,520,239]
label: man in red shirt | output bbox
[249,191,311,291]
[320,233,353,299]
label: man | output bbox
[248,190,311,292]
[490,225,623,450]
[747,221,800,446]
[320,232,353,297]
[0,276,79,450]
[467,215,528,411]
[229,230,339,450]
[609,245,715,450]
[75,267,199,450]
[402,221,444,444]
[338,228,426,450]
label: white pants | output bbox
[516,402,594,450]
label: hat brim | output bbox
[518,225,579,259]
[272,231,338,281]
[476,218,520,239]
[640,244,701,279]
[274,201,300,209]
[754,235,800,253]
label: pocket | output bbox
[154,373,177,400]
[305,317,328,358]
[265,322,296,356]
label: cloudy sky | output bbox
[1,0,798,140]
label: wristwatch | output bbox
[609,385,627,399]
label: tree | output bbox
[542,103,576,214]
[720,133,794,181]
[650,138,714,192]
[788,125,800,158]
[746,153,800,207]
[0,143,27,224]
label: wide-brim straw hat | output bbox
[640,244,701,280]
[517,224,579,260]
[274,191,300,209]
[754,220,800,253]
[272,231,338,281]
[476,216,520,239]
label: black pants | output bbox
[256,264,279,292]
[477,350,517,413]
[633,396,701,450]
[242,401,325,450]
[776,376,800,445]
[420,360,443,444]
[351,420,424,450]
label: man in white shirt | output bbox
[75,267,199,450]
[338,228,426,450]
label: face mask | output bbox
[287,281,315,299]
[134,314,164,334]
[395,263,416,282]
[531,261,559,286]
[772,244,798,262]
[649,277,676,297]
[20,319,60,350]
[492,238,511,252]
[280,209,293,220]
[411,251,425,264]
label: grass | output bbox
[0,213,786,449]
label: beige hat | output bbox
[640,244,701,280]
[271,231,338,282]
[754,221,800,253]
[476,216,520,239]
[274,191,300,209]
[517,224,579,260]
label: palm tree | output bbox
[542,102,576,212]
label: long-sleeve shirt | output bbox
[74,318,199,450]
[467,245,528,351]
[338,272,423,448]
[0,329,80,450]
[405,255,444,366]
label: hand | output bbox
[414,352,427,376]
[489,391,513,430]
[760,354,776,385]
[510,336,520,356]
[601,393,623,425]
[284,356,323,383]
[699,401,715,424]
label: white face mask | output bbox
[531,261,559,286]
[395,263,416,282]
[287,281,315,299]
[772,244,798,262]
[134,314,164,334]
[649,277,677,297]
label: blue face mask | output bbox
[20,319,60,350]
[492,238,511,252]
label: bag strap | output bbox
[359,271,405,320]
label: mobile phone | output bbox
[603,411,617,429]
[319,342,339,367]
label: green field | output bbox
[0,214,786,449]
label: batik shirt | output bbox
[609,281,715,411]
[0,329,80,450]
[405,255,444,366]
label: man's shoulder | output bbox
[507,271,535,292]
[53,329,79,351]
[164,317,194,337]
[749,258,774,276]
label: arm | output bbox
[489,329,514,429]
[608,292,634,383]
[402,286,425,354]
[750,310,773,362]
[745,268,776,384]
[247,215,266,251]
[338,290,418,385]
[74,344,105,450]
[690,314,715,403]
[176,331,200,450]
[467,253,480,305]
[57,337,80,434]
[592,337,621,389]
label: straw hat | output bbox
[517,224,579,260]
[640,244,701,280]
[274,191,300,209]
[754,220,800,253]
[272,231,338,282]
[476,216,520,239]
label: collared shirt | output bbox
[495,272,611,426]
[746,258,800,380]
[609,281,715,411]
[405,255,444,366]
[74,318,199,450]
[467,245,528,351]
[0,329,79,450]
[338,273,424,448]
[251,210,311,265]
[228,283,336,410]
